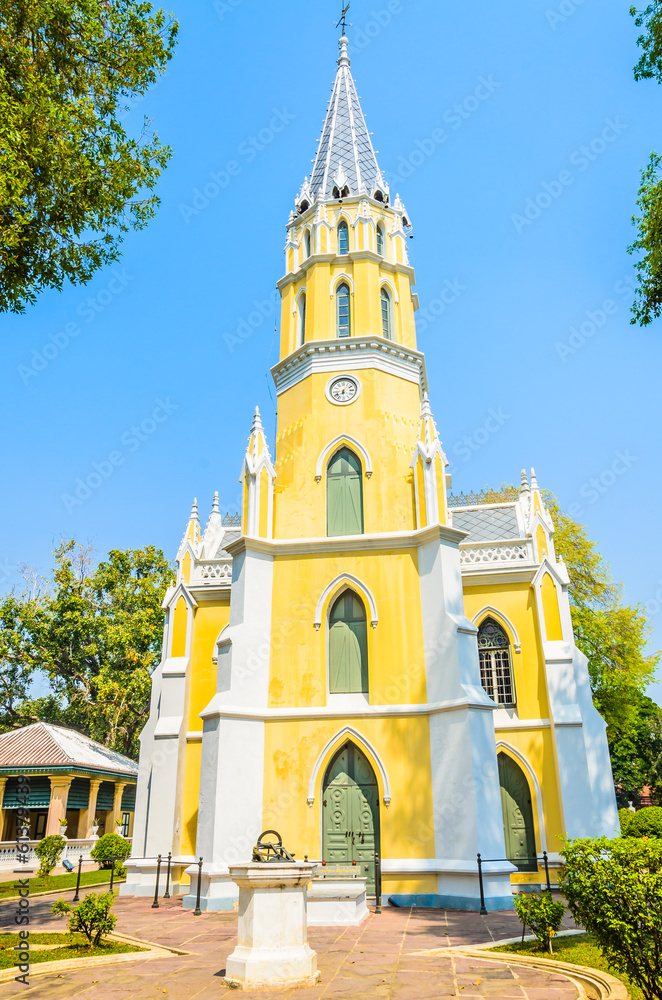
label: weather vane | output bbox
[336,3,351,35]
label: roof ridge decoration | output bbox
[297,34,386,210]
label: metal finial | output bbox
[336,3,351,34]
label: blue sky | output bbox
[2,0,662,703]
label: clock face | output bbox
[330,377,358,403]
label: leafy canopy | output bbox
[560,836,662,1000]
[513,891,565,954]
[0,1,178,313]
[34,834,66,877]
[629,5,662,324]
[0,540,174,758]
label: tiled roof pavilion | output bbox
[0,722,137,844]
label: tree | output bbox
[629,5,662,325]
[560,836,662,1000]
[0,540,174,758]
[34,834,66,877]
[513,891,566,954]
[52,892,117,946]
[0,1,178,313]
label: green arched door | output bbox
[498,752,537,873]
[322,743,380,892]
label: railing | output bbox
[191,559,233,586]
[449,488,520,507]
[477,851,554,915]
[459,539,532,566]
[0,837,132,868]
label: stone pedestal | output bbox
[224,862,320,991]
[307,876,368,926]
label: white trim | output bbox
[379,277,399,305]
[292,286,307,316]
[380,858,516,875]
[330,272,355,297]
[199,695,496,723]
[315,434,373,482]
[271,337,427,396]
[471,607,522,653]
[307,726,391,807]
[314,573,378,630]
[495,741,547,853]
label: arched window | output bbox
[304,229,311,259]
[477,618,515,706]
[376,223,385,256]
[327,447,363,536]
[329,591,368,693]
[297,293,306,347]
[498,753,537,871]
[336,282,351,338]
[380,287,392,339]
[338,221,349,255]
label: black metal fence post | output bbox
[543,851,551,893]
[73,855,83,902]
[193,857,203,916]
[374,852,382,914]
[109,855,117,893]
[152,854,162,908]
[164,852,172,899]
[477,854,487,915]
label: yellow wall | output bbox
[274,369,421,538]
[541,573,563,641]
[269,549,426,708]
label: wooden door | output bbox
[498,753,537,873]
[322,743,379,891]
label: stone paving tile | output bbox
[0,896,584,1000]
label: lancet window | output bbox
[381,287,392,339]
[477,618,516,707]
[329,590,368,694]
[338,221,349,255]
[336,283,351,338]
[327,447,363,536]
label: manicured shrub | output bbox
[625,806,662,839]
[34,834,66,877]
[560,836,662,1000]
[513,890,565,954]
[52,891,117,945]
[618,807,634,834]
[90,833,131,875]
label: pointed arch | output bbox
[471,606,521,653]
[337,219,350,254]
[495,740,547,852]
[307,726,391,807]
[329,272,355,297]
[315,434,372,482]
[379,277,399,305]
[314,572,378,630]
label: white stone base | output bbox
[307,877,369,926]
[120,857,193,899]
[224,862,319,990]
[181,862,238,911]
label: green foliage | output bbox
[513,890,565,954]
[51,891,117,946]
[560,836,662,1000]
[0,1,178,313]
[625,806,662,838]
[619,807,635,833]
[90,832,131,873]
[34,834,66,877]
[0,541,174,757]
[629,8,662,324]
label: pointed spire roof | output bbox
[304,35,384,204]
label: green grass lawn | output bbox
[494,933,641,999]
[0,870,125,901]
[0,931,144,969]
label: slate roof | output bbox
[307,37,382,202]
[0,722,138,778]
[451,505,521,542]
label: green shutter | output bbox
[3,776,51,809]
[327,448,363,536]
[121,785,136,810]
[329,592,368,694]
[67,778,90,809]
[96,781,115,811]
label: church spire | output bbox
[297,32,387,208]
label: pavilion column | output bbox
[79,779,102,839]
[0,777,7,841]
[108,782,127,834]
[45,777,72,836]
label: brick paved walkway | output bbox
[0,891,582,999]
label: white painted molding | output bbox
[329,272,355,297]
[314,573,378,631]
[379,277,399,305]
[315,434,373,482]
[471,606,522,653]
[307,725,391,807]
[292,286,307,315]
[495,740,547,852]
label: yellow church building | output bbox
[124,32,618,912]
